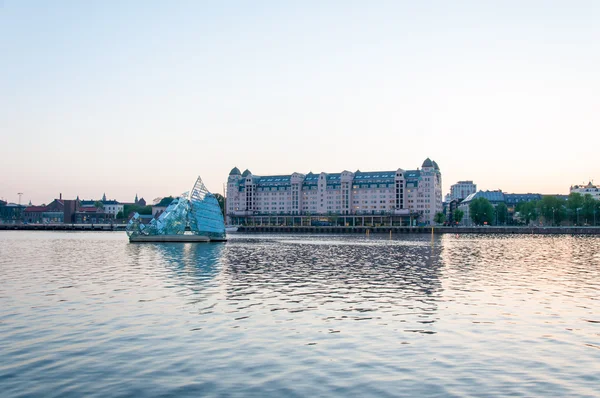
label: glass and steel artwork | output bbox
[188,176,226,239]
[126,176,225,239]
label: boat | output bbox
[225,225,239,233]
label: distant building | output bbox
[23,198,66,224]
[74,207,112,224]
[504,193,543,220]
[152,205,168,217]
[226,158,443,225]
[458,190,504,226]
[444,199,462,225]
[0,202,26,224]
[570,182,600,200]
[80,198,124,217]
[450,180,477,201]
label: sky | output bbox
[1,0,599,205]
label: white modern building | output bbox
[450,180,477,201]
[226,158,443,225]
[570,182,600,200]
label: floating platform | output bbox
[129,234,226,243]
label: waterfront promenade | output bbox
[238,225,600,235]
[0,223,126,231]
[2,223,599,235]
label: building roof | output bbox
[463,190,505,203]
[256,175,291,185]
[232,167,428,188]
[78,206,104,213]
[504,193,542,204]
[422,158,433,168]
[432,160,439,170]
[404,170,421,180]
[353,171,395,183]
[241,169,252,177]
[24,206,48,212]
[229,167,241,176]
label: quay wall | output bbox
[1,224,599,235]
[0,223,127,231]
[238,226,600,235]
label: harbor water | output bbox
[1,232,599,397]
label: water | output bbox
[1,232,599,397]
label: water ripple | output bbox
[1,231,599,397]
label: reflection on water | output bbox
[0,232,599,397]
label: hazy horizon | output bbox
[1,1,598,205]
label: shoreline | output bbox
[238,225,600,235]
[2,224,600,235]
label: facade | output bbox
[74,207,112,224]
[459,191,547,225]
[444,199,462,225]
[226,158,443,225]
[450,180,477,201]
[23,199,66,224]
[152,205,168,217]
[0,203,26,224]
[458,190,504,226]
[570,182,600,200]
[80,199,124,217]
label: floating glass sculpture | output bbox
[126,176,225,241]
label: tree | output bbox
[434,212,446,224]
[116,211,124,219]
[213,193,225,216]
[581,194,597,225]
[157,196,175,207]
[516,201,539,225]
[469,197,495,225]
[123,204,152,218]
[495,202,508,225]
[537,195,567,226]
[94,200,104,209]
[567,192,584,225]
[453,209,464,225]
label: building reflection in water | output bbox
[219,235,444,331]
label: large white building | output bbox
[450,180,477,201]
[226,158,443,225]
[570,182,600,200]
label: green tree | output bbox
[469,197,495,225]
[434,212,446,224]
[581,194,597,225]
[516,201,539,225]
[213,193,225,216]
[94,200,104,209]
[537,195,568,226]
[453,209,464,225]
[116,211,124,219]
[567,192,584,224]
[123,204,152,218]
[495,202,508,225]
[157,196,175,207]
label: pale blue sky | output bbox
[1,1,598,204]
